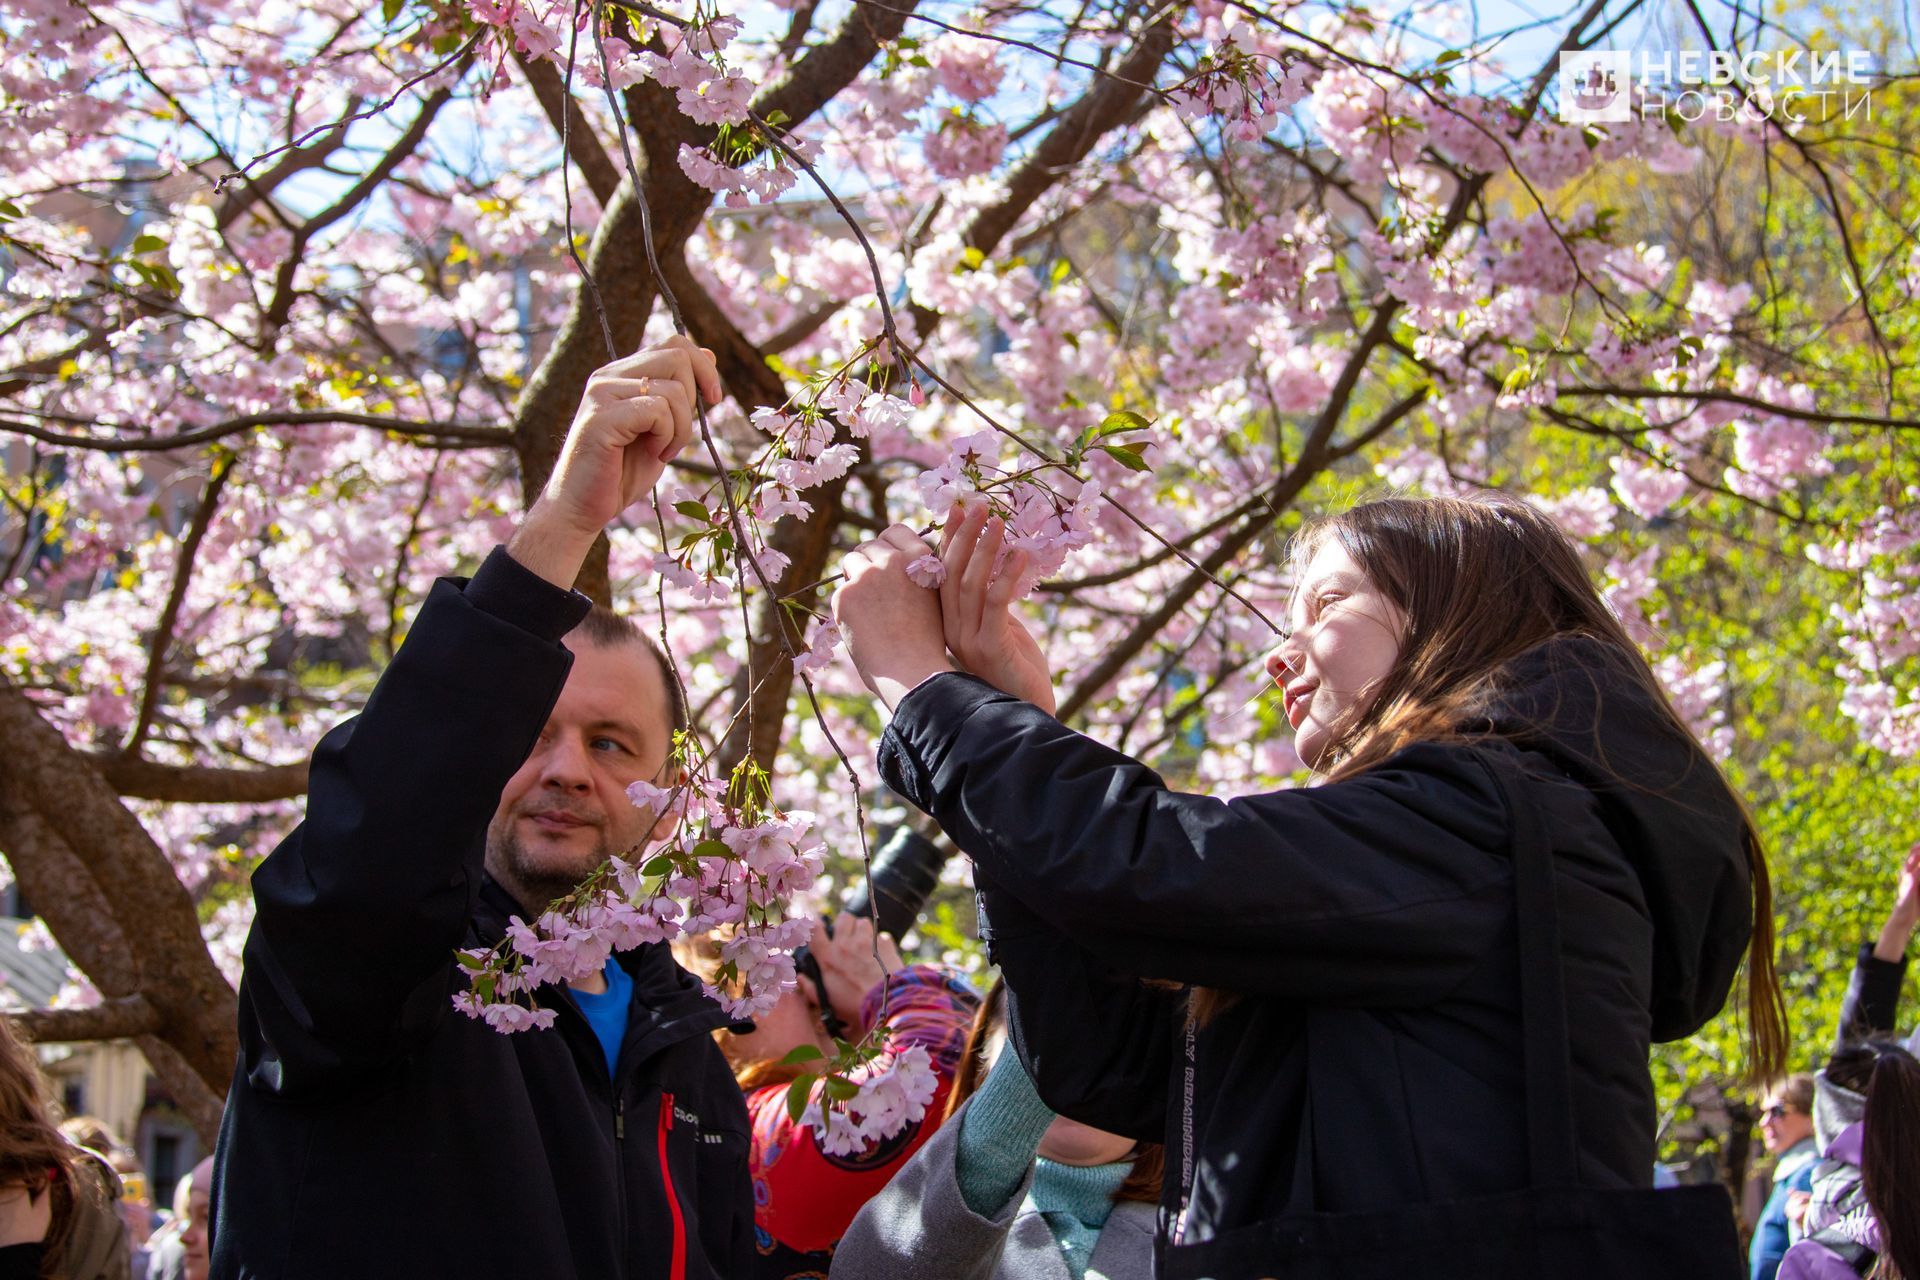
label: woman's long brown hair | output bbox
[1828,1039,1920,1280]
[0,1014,78,1263]
[1195,494,1787,1081]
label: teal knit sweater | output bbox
[955,1051,1133,1280]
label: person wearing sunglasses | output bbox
[1752,1074,1819,1280]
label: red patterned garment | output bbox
[744,964,980,1278]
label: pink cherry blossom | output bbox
[905,555,946,588]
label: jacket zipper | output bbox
[657,1092,688,1280]
[614,1094,630,1280]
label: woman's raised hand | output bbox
[832,524,955,711]
[939,502,1058,716]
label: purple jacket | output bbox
[1778,1210,1879,1280]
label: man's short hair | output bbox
[572,606,690,740]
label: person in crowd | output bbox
[831,493,1784,1277]
[146,1155,213,1280]
[54,1119,115,1163]
[683,913,978,1277]
[1752,1073,1819,1280]
[1779,1038,1920,1280]
[0,1017,130,1279]
[211,338,755,1278]
[832,977,1160,1280]
[176,1159,211,1280]
[58,1119,159,1280]
[1777,846,1919,1278]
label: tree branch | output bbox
[263,76,465,332]
[0,676,239,1114]
[1560,385,1916,430]
[0,411,509,454]
[8,996,159,1044]
[508,0,926,597]
[216,108,358,231]
[516,52,622,206]
[124,454,237,755]
[88,754,309,803]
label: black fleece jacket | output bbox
[210,549,753,1280]
[877,637,1753,1277]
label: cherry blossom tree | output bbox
[1,0,1914,1145]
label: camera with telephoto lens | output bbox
[791,824,949,1038]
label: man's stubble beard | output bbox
[486,825,612,914]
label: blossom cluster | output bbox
[1810,496,1920,757]
[801,1043,940,1156]
[451,780,822,1029]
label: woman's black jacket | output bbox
[876,638,1753,1270]
[210,550,754,1279]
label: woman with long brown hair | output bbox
[0,1016,128,1280]
[830,493,1785,1279]
[1780,1038,1920,1280]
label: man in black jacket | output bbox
[210,337,754,1279]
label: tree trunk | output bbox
[0,678,239,1146]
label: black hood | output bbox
[1476,635,1754,1041]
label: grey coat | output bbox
[829,1100,1156,1280]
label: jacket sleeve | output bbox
[879,673,1513,1004]
[979,874,1173,1143]
[1832,943,1906,1054]
[856,964,981,1075]
[827,1095,1029,1280]
[237,548,589,1095]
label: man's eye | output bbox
[591,737,630,754]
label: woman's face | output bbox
[722,983,833,1065]
[1265,538,1407,770]
[1037,1115,1138,1167]
[1758,1090,1813,1155]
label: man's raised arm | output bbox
[235,337,722,1096]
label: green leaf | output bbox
[691,838,732,860]
[1099,442,1152,472]
[0,200,21,221]
[785,1075,815,1123]
[1435,49,1465,66]
[822,1076,859,1101]
[382,0,404,23]
[761,109,790,128]
[1097,409,1151,437]
[1049,259,1071,285]
[640,854,674,876]
[960,247,986,271]
[673,499,712,523]
[1499,358,1536,397]
[131,233,166,255]
[778,1043,825,1065]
